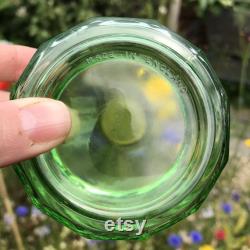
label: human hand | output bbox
[0,44,71,167]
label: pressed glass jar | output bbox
[11,17,229,240]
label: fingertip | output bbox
[0,91,10,101]
[0,44,36,82]
[0,98,72,167]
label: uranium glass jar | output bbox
[11,18,229,240]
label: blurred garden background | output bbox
[0,0,250,249]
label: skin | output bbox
[0,44,72,168]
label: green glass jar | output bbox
[11,17,229,240]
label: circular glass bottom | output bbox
[53,59,187,194]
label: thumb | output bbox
[0,97,71,167]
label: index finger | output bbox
[0,91,9,101]
[0,44,36,82]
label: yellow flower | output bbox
[199,245,215,250]
[244,139,250,148]
[143,74,180,119]
[143,75,173,102]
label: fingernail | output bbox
[19,99,71,143]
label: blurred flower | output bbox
[31,206,43,217]
[199,245,215,250]
[221,202,233,214]
[144,75,173,102]
[167,234,182,248]
[3,213,14,226]
[200,206,214,219]
[189,230,203,244]
[15,205,29,217]
[72,239,85,248]
[34,225,51,238]
[215,229,226,241]
[244,139,250,148]
[60,226,71,239]
[232,191,240,202]
[143,75,179,120]
[30,206,47,222]
[211,187,219,196]
[163,128,182,144]
[85,239,103,246]
[179,230,192,244]
[43,245,56,250]
[59,242,67,249]
[187,214,196,222]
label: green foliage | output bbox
[188,0,224,16]
[187,0,249,16]
[0,0,97,46]
[93,0,160,18]
[0,0,243,46]
[0,0,161,47]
